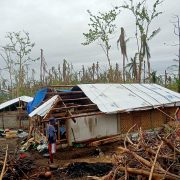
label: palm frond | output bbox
[148,28,161,41]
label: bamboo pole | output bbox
[156,108,176,121]
[117,167,180,180]
[0,145,8,180]
[118,146,165,171]
[148,141,163,180]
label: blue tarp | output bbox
[27,88,48,114]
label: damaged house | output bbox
[0,96,33,129]
[28,84,180,146]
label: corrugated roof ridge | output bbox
[130,84,162,105]
[121,84,153,107]
[82,84,111,112]
[141,84,173,103]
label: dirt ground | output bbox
[0,137,123,179]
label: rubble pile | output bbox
[0,144,35,180]
[1,158,35,180]
[0,129,28,139]
[96,124,180,179]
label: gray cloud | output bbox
[0,0,179,77]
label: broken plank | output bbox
[88,134,123,146]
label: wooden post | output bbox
[66,119,70,146]
[18,98,22,129]
[2,112,5,129]
[57,120,60,141]
[43,120,46,135]
[28,117,31,131]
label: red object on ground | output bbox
[19,153,28,159]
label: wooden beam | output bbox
[46,85,75,88]
[88,134,123,146]
[73,109,99,114]
[42,96,61,121]
[156,107,176,121]
[42,112,104,122]
[51,104,97,111]
[61,97,88,102]
[47,91,83,95]
[51,112,67,117]
[58,96,77,123]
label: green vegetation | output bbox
[82,8,120,67]
[0,0,179,103]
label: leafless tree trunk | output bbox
[172,15,180,92]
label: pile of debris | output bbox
[0,129,28,139]
[0,145,35,180]
[2,158,35,179]
[92,123,180,179]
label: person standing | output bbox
[47,117,57,163]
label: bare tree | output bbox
[5,31,39,95]
[172,15,180,92]
[0,46,14,92]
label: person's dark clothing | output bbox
[47,125,56,144]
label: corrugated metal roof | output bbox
[0,96,33,110]
[29,95,59,117]
[77,84,180,113]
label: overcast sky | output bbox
[0,0,179,77]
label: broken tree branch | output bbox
[0,145,8,180]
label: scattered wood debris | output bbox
[90,123,180,179]
[2,123,180,179]
[0,145,8,180]
[0,147,35,180]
